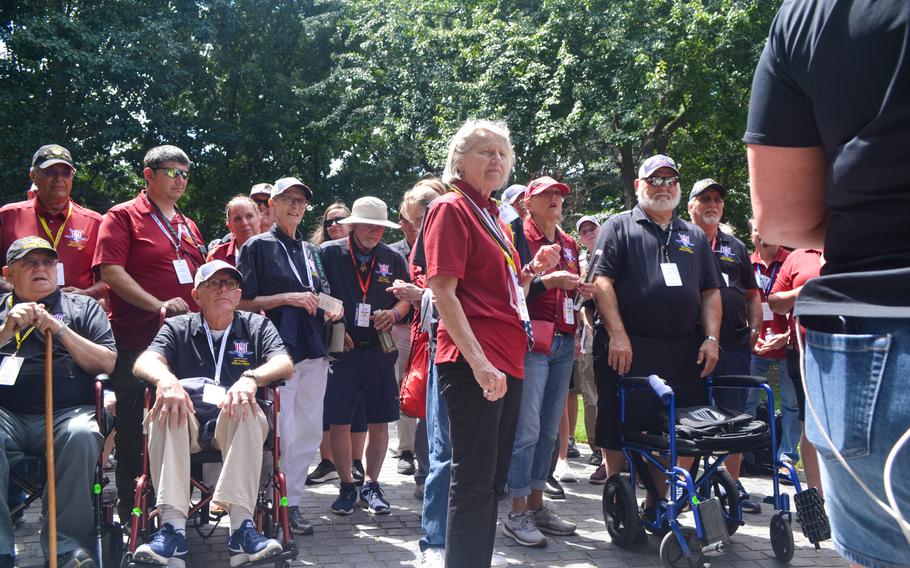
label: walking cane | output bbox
[44,328,58,568]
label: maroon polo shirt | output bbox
[524,219,580,334]
[751,247,790,359]
[0,197,102,290]
[207,238,237,266]
[770,248,822,347]
[93,191,206,351]
[423,180,527,379]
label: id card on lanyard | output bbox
[150,210,194,284]
[349,240,376,327]
[0,296,38,385]
[38,202,73,286]
[653,222,681,287]
[276,239,316,290]
[201,320,232,405]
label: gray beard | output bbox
[638,192,680,212]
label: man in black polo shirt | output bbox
[0,236,116,568]
[687,178,763,513]
[236,177,336,536]
[591,155,722,510]
[320,196,410,517]
[132,260,293,567]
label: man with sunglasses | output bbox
[131,260,293,567]
[94,145,207,524]
[0,236,117,568]
[249,183,274,233]
[0,145,106,300]
[236,177,336,536]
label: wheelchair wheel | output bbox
[659,527,705,567]
[602,474,642,548]
[770,511,795,563]
[101,521,125,567]
[703,468,740,536]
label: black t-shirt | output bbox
[745,0,910,314]
[592,205,722,339]
[147,311,286,387]
[712,230,758,348]
[320,236,410,345]
[0,291,117,414]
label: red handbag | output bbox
[530,319,555,354]
[399,327,430,419]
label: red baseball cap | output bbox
[524,176,570,200]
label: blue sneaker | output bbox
[227,519,282,567]
[331,483,359,516]
[133,523,188,566]
[359,481,391,515]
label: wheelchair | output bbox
[8,374,124,568]
[601,374,829,567]
[121,382,298,568]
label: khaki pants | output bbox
[573,331,598,451]
[144,406,268,515]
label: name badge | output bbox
[173,259,193,285]
[356,303,371,327]
[514,285,531,322]
[722,273,730,287]
[0,356,24,386]
[318,293,344,317]
[660,263,683,287]
[202,383,226,406]
[56,263,66,286]
[498,203,519,224]
[762,302,774,322]
[563,298,575,325]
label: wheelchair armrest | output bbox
[95,373,110,383]
[619,375,674,406]
[711,374,769,388]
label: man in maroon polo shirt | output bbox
[93,145,207,522]
[0,145,105,298]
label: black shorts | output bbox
[594,332,708,451]
[323,398,368,433]
[785,348,807,422]
[325,346,400,425]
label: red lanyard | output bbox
[348,238,376,301]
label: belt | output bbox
[356,340,378,349]
[554,330,574,337]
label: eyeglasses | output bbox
[695,194,724,204]
[199,278,240,291]
[15,257,57,270]
[324,217,347,229]
[252,198,270,207]
[644,175,679,187]
[152,167,190,180]
[38,168,75,179]
[278,196,307,208]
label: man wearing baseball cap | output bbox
[0,145,106,300]
[249,183,274,233]
[236,176,334,535]
[131,260,293,566]
[319,196,411,516]
[0,236,117,568]
[499,184,532,268]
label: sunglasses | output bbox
[199,278,240,291]
[15,257,57,270]
[644,175,679,187]
[252,198,270,207]
[152,167,190,180]
[38,168,75,179]
[324,217,347,229]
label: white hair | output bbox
[442,119,514,188]
[636,183,681,212]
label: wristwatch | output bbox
[240,370,259,384]
[705,335,718,342]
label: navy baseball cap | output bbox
[637,155,679,179]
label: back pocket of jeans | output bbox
[803,331,890,459]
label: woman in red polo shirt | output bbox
[422,119,558,567]
[207,195,260,266]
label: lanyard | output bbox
[276,238,315,290]
[649,221,674,263]
[754,262,781,297]
[146,195,199,263]
[37,202,73,250]
[5,296,36,354]
[202,319,233,385]
[348,238,376,301]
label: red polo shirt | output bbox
[751,247,790,359]
[93,191,206,351]
[207,238,237,266]
[770,248,822,347]
[524,219,581,334]
[0,198,102,290]
[423,180,527,379]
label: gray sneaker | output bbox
[531,504,576,536]
[503,511,547,547]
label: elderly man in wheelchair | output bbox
[131,260,293,567]
[0,236,117,568]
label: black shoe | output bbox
[397,450,416,476]
[46,548,96,568]
[287,505,314,535]
[542,475,566,499]
[567,437,581,459]
[306,459,339,485]
[735,479,762,514]
[588,450,603,467]
[352,459,365,485]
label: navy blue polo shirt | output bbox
[146,311,287,386]
[237,226,329,361]
[593,205,721,339]
[321,236,410,345]
[712,230,758,348]
[0,291,116,414]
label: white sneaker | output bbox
[419,547,445,568]
[491,551,509,566]
[555,459,577,483]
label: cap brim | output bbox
[9,247,58,264]
[338,217,400,230]
[36,159,75,170]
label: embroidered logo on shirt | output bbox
[65,228,87,249]
[376,262,393,283]
[718,245,736,263]
[677,234,694,254]
[229,340,252,366]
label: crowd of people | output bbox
[0,1,909,567]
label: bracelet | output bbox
[392,309,402,323]
[240,370,259,385]
[704,335,718,343]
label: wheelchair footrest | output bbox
[794,487,831,546]
[696,497,730,551]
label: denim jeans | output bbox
[507,332,575,497]
[419,339,450,552]
[749,355,801,463]
[804,318,910,567]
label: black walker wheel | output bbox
[770,511,795,563]
[603,474,643,548]
[659,527,705,567]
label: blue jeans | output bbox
[419,339,450,552]
[507,333,575,497]
[804,318,910,568]
[749,355,801,463]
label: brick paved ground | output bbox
[13,424,848,567]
